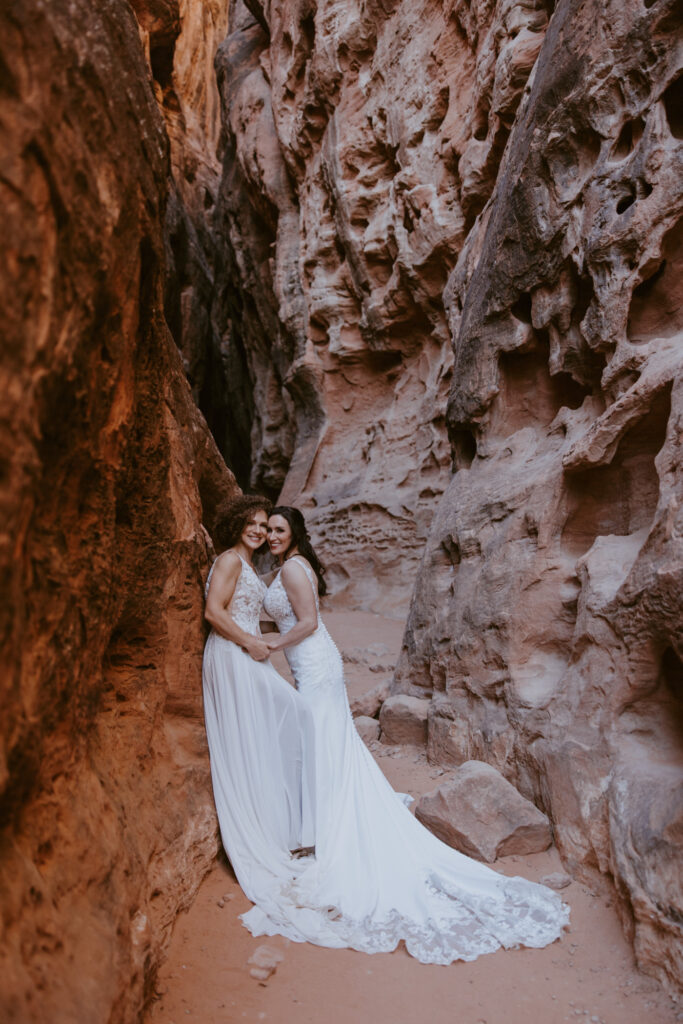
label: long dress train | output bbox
[202,555,316,904]
[239,556,569,964]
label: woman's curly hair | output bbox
[212,494,272,551]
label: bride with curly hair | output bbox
[201,495,315,905]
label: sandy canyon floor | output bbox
[146,613,679,1024]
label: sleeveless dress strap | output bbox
[284,556,319,603]
[234,551,258,577]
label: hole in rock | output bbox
[309,314,329,343]
[473,120,488,142]
[150,43,175,90]
[301,13,315,54]
[139,236,158,314]
[544,127,601,203]
[511,291,532,324]
[611,117,644,161]
[628,218,683,342]
[364,349,402,372]
[494,334,590,436]
[622,646,683,767]
[439,532,461,567]
[365,255,394,287]
[561,383,671,556]
[616,189,636,215]
[450,426,477,470]
[663,74,683,139]
[662,646,683,708]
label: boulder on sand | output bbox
[415,760,553,862]
[379,695,429,746]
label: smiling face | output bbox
[267,514,294,560]
[240,509,268,552]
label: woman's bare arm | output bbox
[205,552,270,661]
[265,560,318,652]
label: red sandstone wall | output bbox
[0,2,236,1020]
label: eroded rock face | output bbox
[393,0,683,995]
[214,0,497,611]
[216,0,682,991]
[0,2,235,1021]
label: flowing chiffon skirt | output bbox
[202,631,316,904]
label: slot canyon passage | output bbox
[1,0,682,1020]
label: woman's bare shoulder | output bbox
[281,556,312,580]
[211,549,242,579]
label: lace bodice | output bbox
[263,557,347,703]
[263,557,320,635]
[205,553,266,635]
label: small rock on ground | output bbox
[541,872,573,890]
[350,679,391,718]
[379,694,429,746]
[355,715,381,743]
[248,945,283,982]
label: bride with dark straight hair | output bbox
[222,504,570,962]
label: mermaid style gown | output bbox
[240,556,569,964]
[202,554,316,905]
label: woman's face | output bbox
[267,514,293,559]
[240,509,268,551]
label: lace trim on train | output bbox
[254,869,569,965]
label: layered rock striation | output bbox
[0,2,235,1021]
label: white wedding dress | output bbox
[202,555,316,903]
[235,556,569,963]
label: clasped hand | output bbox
[244,634,281,661]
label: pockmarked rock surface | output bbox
[0,2,236,1021]
[212,0,468,613]
[216,0,682,991]
[415,761,553,863]
[390,0,683,996]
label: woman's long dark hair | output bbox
[270,506,327,597]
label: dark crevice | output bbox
[150,44,175,90]
[662,75,683,138]
[561,383,672,556]
[628,218,683,342]
[617,188,636,214]
[511,291,532,324]
[495,332,591,437]
[611,117,644,161]
[450,426,477,470]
